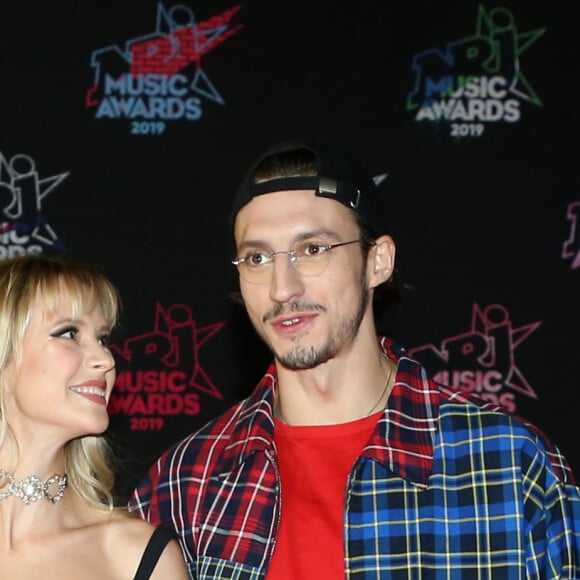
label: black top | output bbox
[133,525,178,580]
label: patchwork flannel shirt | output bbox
[130,338,580,579]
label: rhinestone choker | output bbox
[0,469,67,504]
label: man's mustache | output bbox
[263,302,327,323]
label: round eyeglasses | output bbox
[232,238,372,284]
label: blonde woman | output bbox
[0,254,189,579]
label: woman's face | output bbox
[2,288,116,446]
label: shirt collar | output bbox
[220,368,277,470]
[222,337,439,488]
[364,337,438,488]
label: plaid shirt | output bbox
[130,338,580,579]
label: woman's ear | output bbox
[367,235,396,288]
[0,359,15,390]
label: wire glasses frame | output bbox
[232,238,373,284]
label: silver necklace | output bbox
[365,361,395,417]
[275,361,396,423]
[0,469,67,505]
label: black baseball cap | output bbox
[229,139,385,234]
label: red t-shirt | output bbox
[266,412,381,579]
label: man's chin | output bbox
[275,344,334,371]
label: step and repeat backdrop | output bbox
[1,0,578,500]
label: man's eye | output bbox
[246,252,269,266]
[301,243,327,257]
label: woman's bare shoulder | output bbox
[102,513,189,579]
[104,511,157,544]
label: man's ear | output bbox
[367,235,395,289]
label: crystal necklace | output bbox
[0,469,67,504]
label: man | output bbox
[130,140,580,578]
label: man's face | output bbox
[233,189,375,370]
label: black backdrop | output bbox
[1,0,578,501]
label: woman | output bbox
[0,254,189,579]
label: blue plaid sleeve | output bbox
[521,432,580,577]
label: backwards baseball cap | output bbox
[229,139,385,234]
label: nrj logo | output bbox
[406,5,545,139]
[0,151,68,260]
[109,303,225,432]
[562,200,580,269]
[86,3,243,136]
[409,303,541,413]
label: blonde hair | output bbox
[0,253,120,510]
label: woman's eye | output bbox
[98,334,111,347]
[53,327,78,340]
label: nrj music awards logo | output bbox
[86,3,244,136]
[406,5,545,139]
[409,303,541,413]
[108,303,225,432]
[0,151,68,259]
[562,200,580,269]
